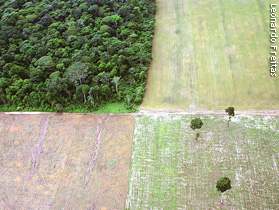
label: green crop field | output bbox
[142,0,279,110]
[126,114,279,209]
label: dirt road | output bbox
[3,110,279,116]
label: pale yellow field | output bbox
[142,0,279,111]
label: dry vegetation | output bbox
[142,0,279,110]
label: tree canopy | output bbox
[225,107,235,118]
[0,0,156,112]
[216,177,231,193]
[190,118,203,130]
[225,106,235,127]
[216,177,232,204]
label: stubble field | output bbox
[126,114,279,209]
[142,0,279,110]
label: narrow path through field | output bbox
[218,0,239,104]
[27,116,49,180]
[84,116,107,186]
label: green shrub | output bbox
[25,14,37,22]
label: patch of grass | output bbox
[94,102,139,113]
[126,114,279,209]
[0,104,55,112]
[0,102,139,113]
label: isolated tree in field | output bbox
[216,177,231,204]
[225,107,235,127]
[190,118,203,141]
[195,132,200,141]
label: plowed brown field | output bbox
[0,113,134,210]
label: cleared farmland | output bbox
[0,113,134,209]
[142,0,279,110]
[126,114,279,209]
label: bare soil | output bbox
[0,113,135,210]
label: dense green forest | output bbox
[0,0,156,112]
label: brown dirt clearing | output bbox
[0,113,135,210]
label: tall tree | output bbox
[190,117,203,141]
[225,107,235,127]
[216,177,231,204]
[65,62,89,85]
[46,71,69,104]
[112,76,120,93]
[76,84,90,103]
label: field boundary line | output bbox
[1,110,279,116]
